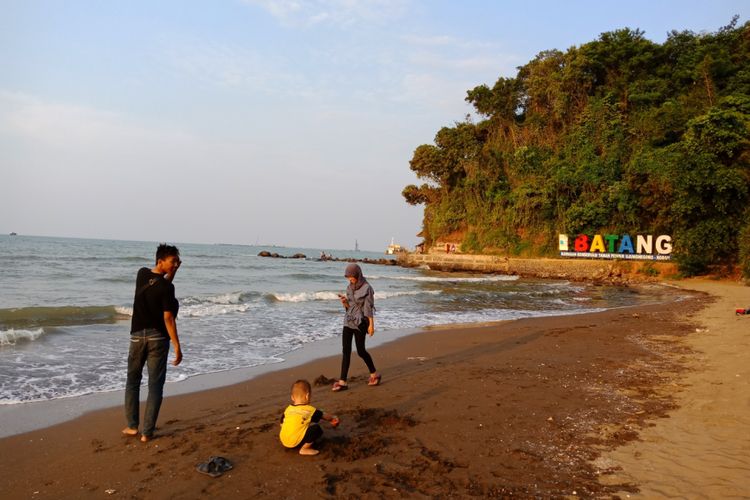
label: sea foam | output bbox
[271,290,442,302]
[371,274,520,283]
[272,291,341,302]
[0,328,45,346]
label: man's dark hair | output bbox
[155,243,180,264]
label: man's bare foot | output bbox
[140,435,151,443]
[121,427,138,436]
[299,444,319,456]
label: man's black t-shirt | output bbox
[130,267,179,337]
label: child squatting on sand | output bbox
[279,379,340,456]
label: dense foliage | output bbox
[403,18,750,276]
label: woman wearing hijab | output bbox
[332,263,380,391]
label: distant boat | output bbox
[9,232,17,236]
[355,239,359,252]
[386,237,406,255]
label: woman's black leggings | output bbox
[340,319,376,380]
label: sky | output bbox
[1,1,747,251]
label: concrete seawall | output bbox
[397,253,677,282]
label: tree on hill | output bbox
[403,17,750,276]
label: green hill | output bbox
[403,17,750,277]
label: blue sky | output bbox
[1,1,746,250]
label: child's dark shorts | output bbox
[302,423,323,444]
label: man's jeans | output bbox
[125,329,170,437]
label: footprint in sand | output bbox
[91,438,108,453]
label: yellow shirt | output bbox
[279,404,318,448]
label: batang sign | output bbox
[558,234,672,261]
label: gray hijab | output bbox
[344,263,368,291]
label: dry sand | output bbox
[0,280,747,498]
[602,279,750,498]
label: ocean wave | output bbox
[283,272,338,281]
[209,292,246,304]
[182,292,246,306]
[371,274,520,283]
[97,276,133,284]
[194,263,261,271]
[271,290,442,302]
[377,290,442,299]
[548,298,570,306]
[115,306,133,316]
[0,255,148,263]
[0,254,46,262]
[487,287,586,302]
[272,291,341,302]
[180,303,252,318]
[0,328,45,346]
[0,305,128,329]
[116,292,262,319]
[120,255,149,262]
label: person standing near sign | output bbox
[122,244,183,442]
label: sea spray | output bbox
[0,328,45,346]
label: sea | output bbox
[0,235,673,406]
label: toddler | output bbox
[279,379,339,455]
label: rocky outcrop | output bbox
[334,257,398,266]
[318,255,397,266]
[258,251,307,259]
[257,251,397,266]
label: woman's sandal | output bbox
[368,374,381,386]
[332,382,348,392]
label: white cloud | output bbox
[400,32,521,77]
[380,33,521,114]
[161,39,280,90]
[401,34,496,50]
[242,0,410,27]
[397,72,475,115]
[409,50,513,73]
[0,90,200,158]
[155,9,518,117]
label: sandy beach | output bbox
[603,279,750,498]
[1,280,748,498]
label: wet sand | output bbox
[0,281,744,498]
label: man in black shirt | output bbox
[122,244,183,442]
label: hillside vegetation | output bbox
[403,18,750,276]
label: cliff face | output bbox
[398,253,677,284]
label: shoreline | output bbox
[1,281,724,498]
[0,325,423,438]
[0,308,607,438]
[0,281,677,438]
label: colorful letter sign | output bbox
[559,233,672,260]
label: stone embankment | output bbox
[397,252,677,283]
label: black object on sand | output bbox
[196,456,234,478]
